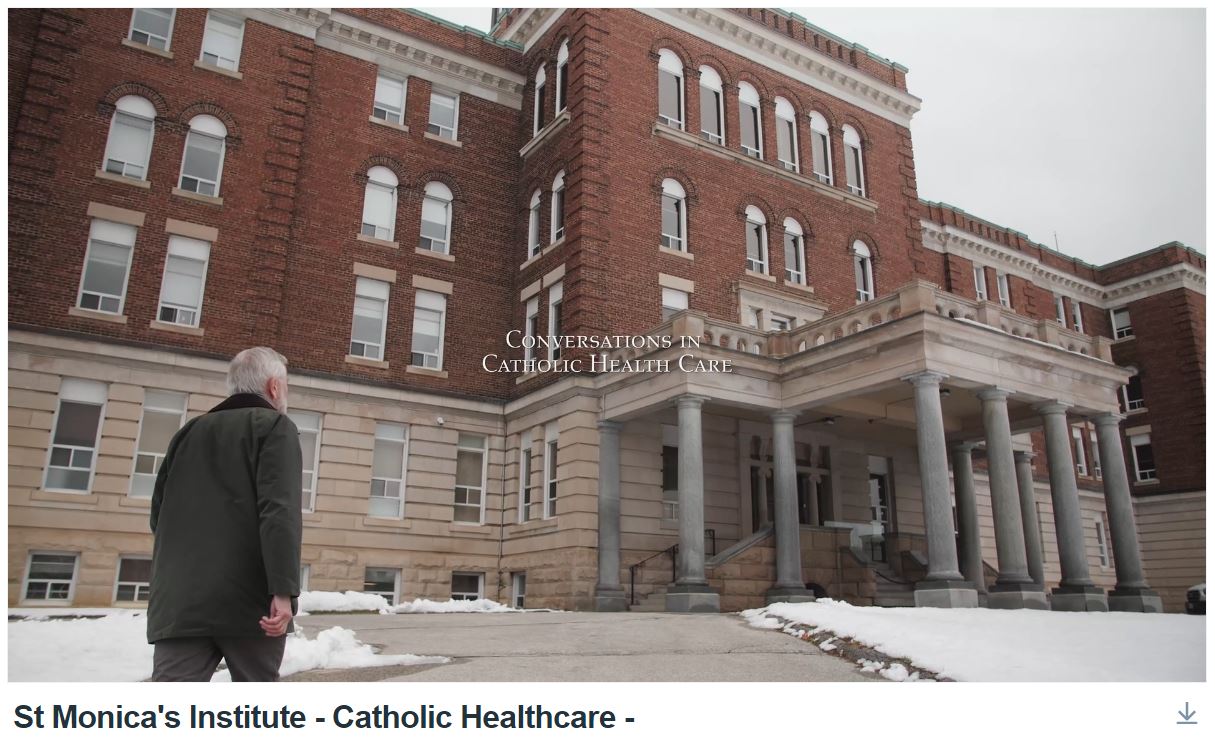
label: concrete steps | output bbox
[629,585,669,612]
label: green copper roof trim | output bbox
[773,8,909,72]
[402,8,523,50]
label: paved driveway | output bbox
[293,611,876,682]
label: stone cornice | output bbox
[638,8,921,127]
[1101,263,1206,306]
[500,8,562,51]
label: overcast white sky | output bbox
[420,7,1205,265]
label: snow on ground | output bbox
[391,597,515,614]
[743,599,1206,681]
[298,590,530,615]
[8,611,446,682]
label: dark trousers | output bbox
[151,636,287,682]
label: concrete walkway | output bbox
[294,611,877,682]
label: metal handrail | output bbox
[628,544,678,606]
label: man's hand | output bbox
[260,594,292,637]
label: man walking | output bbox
[148,347,302,681]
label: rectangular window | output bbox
[78,219,136,315]
[973,265,988,301]
[373,72,406,124]
[527,198,541,257]
[200,12,243,70]
[1095,516,1110,568]
[747,306,763,328]
[845,144,865,196]
[130,390,186,498]
[776,117,798,171]
[426,90,459,139]
[419,195,451,253]
[451,572,484,601]
[784,232,805,284]
[178,129,225,196]
[1110,307,1133,339]
[769,314,793,331]
[46,379,107,493]
[661,425,679,521]
[364,567,400,605]
[23,552,79,603]
[996,273,1011,308]
[745,221,767,273]
[288,411,322,513]
[369,423,407,518]
[739,103,761,158]
[1121,374,1145,412]
[534,81,546,134]
[1090,430,1102,479]
[361,179,397,241]
[1072,301,1085,333]
[811,130,831,184]
[543,423,558,518]
[129,8,175,50]
[1072,426,1088,476]
[114,556,152,602]
[410,290,446,370]
[699,87,722,144]
[300,564,311,592]
[657,69,683,129]
[104,111,154,179]
[548,283,563,361]
[661,194,684,251]
[1054,295,1067,326]
[523,298,539,362]
[661,287,688,321]
[454,434,486,524]
[551,187,565,242]
[350,277,389,360]
[1129,434,1156,482]
[518,430,535,523]
[511,572,526,608]
[157,235,211,327]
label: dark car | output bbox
[1185,583,1205,615]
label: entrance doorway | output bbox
[748,435,833,533]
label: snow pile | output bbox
[9,611,446,682]
[739,609,784,630]
[743,599,1206,681]
[298,590,390,614]
[390,597,517,614]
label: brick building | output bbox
[7,8,1204,613]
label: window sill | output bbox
[346,355,389,369]
[95,169,151,189]
[652,122,878,213]
[193,60,243,80]
[745,269,776,282]
[515,371,541,385]
[1113,335,1136,343]
[68,306,127,324]
[118,495,151,508]
[171,187,223,207]
[520,110,571,159]
[520,238,565,271]
[360,516,411,530]
[32,488,99,504]
[357,233,399,249]
[783,279,815,294]
[506,517,560,539]
[424,131,463,148]
[659,245,693,260]
[1133,479,1160,487]
[450,522,493,535]
[1125,407,1148,416]
[121,38,174,59]
[659,518,679,530]
[415,246,454,262]
[149,320,204,337]
[369,116,410,133]
[406,365,448,379]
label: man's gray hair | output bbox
[227,347,289,397]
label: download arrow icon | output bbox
[1177,702,1197,724]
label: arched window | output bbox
[178,114,227,197]
[656,49,684,130]
[843,124,866,197]
[853,240,874,302]
[550,170,566,243]
[738,82,762,159]
[556,40,570,113]
[527,189,542,258]
[698,65,724,145]
[808,112,833,184]
[419,181,453,254]
[783,218,805,285]
[533,65,547,135]
[774,97,798,172]
[744,205,768,274]
[361,166,398,241]
[660,178,687,252]
[102,95,156,181]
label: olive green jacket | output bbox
[147,393,302,643]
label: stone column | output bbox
[665,395,720,613]
[1013,451,1045,587]
[766,410,814,604]
[594,420,627,611]
[950,442,986,595]
[904,371,976,608]
[978,387,1047,609]
[1036,402,1106,611]
[1093,413,1162,613]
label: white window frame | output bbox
[349,276,390,361]
[300,563,311,592]
[113,555,153,603]
[369,423,408,519]
[661,424,679,521]
[660,178,687,252]
[418,181,453,254]
[1072,300,1085,333]
[454,433,487,525]
[1121,375,1145,412]
[517,429,535,523]
[550,170,566,243]
[547,282,564,360]
[738,82,763,159]
[774,97,799,172]
[128,8,175,51]
[410,290,447,370]
[744,205,768,274]
[511,572,527,608]
[524,297,539,362]
[1054,295,1067,326]
[656,49,684,130]
[527,189,542,258]
[77,218,137,315]
[1129,433,1156,482]
[1072,426,1088,476]
[363,566,400,605]
[808,111,833,184]
[373,71,407,124]
[1110,307,1133,339]
[44,379,107,494]
[361,166,399,241]
[542,422,559,519]
[177,115,228,197]
[533,64,547,135]
[426,88,460,140]
[288,410,322,513]
[783,218,805,284]
[1089,428,1102,479]
[996,272,1011,308]
[698,65,724,145]
[451,571,485,601]
[973,265,988,301]
[156,235,211,328]
[661,287,689,321]
[22,552,80,605]
[199,11,244,71]
[129,389,186,498]
[853,241,875,302]
[555,40,570,113]
[1095,516,1110,568]
[102,96,156,181]
[842,124,866,197]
